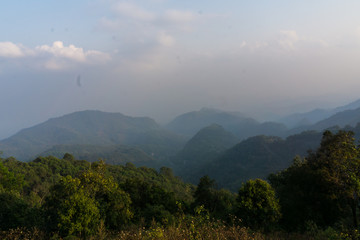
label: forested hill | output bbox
[0,110,185,161]
[39,144,159,168]
[184,131,323,191]
[173,124,239,166]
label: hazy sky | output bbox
[1,0,360,139]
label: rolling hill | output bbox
[0,110,185,161]
[188,131,323,191]
[171,124,239,173]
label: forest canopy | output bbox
[1,130,360,239]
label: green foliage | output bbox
[42,144,160,168]
[270,130,360,230]
[120,177,177,225]
[192,175,235,220]
[81,161,133,229]
[0,192,41,230]
[108,163,194,203]
[193,175,216,211]
[0,160,24,193]
[43,176,100,237]
[235,179,281,231]
[43,161,132,238]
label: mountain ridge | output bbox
[0,110,185,161]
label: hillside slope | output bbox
[174,124,239,166]
[191,131,323,191]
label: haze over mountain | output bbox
[3,2,360,141]
[310,107,360,130]
[279,98,360,128]
[3,102,360,192]
[167,108,288,140]
[3,97,360,164]
[0,110,185,161]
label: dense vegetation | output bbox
[1,130,360,239]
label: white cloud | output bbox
[114,2,155,21]
[36,41,111,70]
[36,41,110,62]
[157,32,175,47]
[276,30,328,51]
[278,30,299,50]
[98,2,199,33]
[0,42,25,58]
[0,41,110,70]
[164,10,196,23]
[37,41,87,62]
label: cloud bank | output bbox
[0,41,110,70]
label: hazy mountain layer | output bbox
[166,108,288,140]
[279,98,360,128]
[311,107,360,130]
[0,110,185,161]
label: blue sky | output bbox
[1,0,360,139]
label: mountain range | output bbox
[0,110,185,161]
[166,108,288,140]
[278,98,360,128]
[2,99,360,191]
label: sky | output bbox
[1,0,360,139]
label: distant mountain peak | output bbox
[279,98,360,128]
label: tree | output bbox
[306,130,360,227]
[235,179,280,231]
[44,176,100,238]
[270,130,360,230]
[0,192,41,230]
[193,175,235,220]
[193,175,216,212]
[43,160,132,238]
[79,161,132,229]
[0,161,24,193]
[120,177,177,225]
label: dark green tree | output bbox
[120,177,177,225]
[235,179,281,231]
[307,130,360,227]
[193,175,235,220]
[193,175,216,212]
[0,161,24,193]
[270,130,360,230]
[0,192,42,230]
